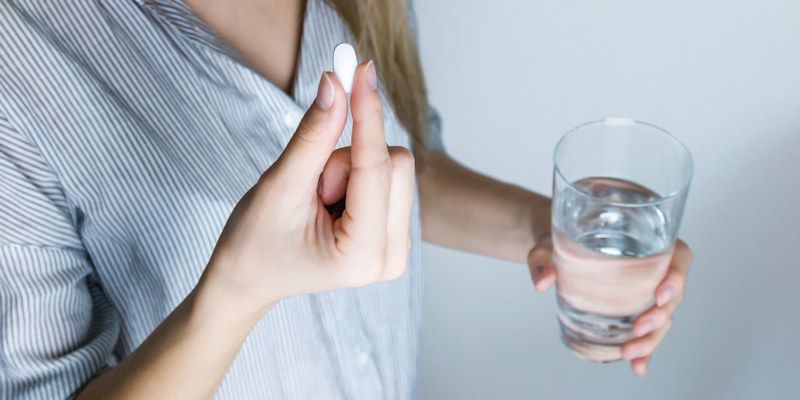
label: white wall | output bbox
[415,1,800,399]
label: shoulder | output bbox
[0,1,146,80]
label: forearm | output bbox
[418,152,551,263]
[76,273,270,400]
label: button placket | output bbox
[354,350,370,366]
[318,291,383,399]
[282,108,303,131]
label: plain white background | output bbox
[414,1,800,399]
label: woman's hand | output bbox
[200,61,415,317]
[77,63,415,400]
[527,237,693,377]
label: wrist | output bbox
[529,195,552,243]
[497,183,552,263]
[193,260,279,327]
[519,190,552,253]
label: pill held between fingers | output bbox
[333,43,358,93]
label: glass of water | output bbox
[552,118,693,363]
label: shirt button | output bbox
[355,351,370,365]
[283,109,303,130]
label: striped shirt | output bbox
[0,1,444,398]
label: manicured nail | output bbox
[315,72,334,110]
[656,285,675,307]
[366,60,377,91]
[634,318,655,337]
[623,346,645,360]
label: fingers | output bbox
[655,240,692,306]
[349,61,387,170]
[272,72,348,189]
[527,237,557,292]
[625,240,691,376]
[629,275,684,355]
[631,355,650,377]
[622,317,672,361]
[319,148,351,206]
[632,302,675,338]
[322,144,415,281]
[337,61,391,248]
[310,61,412,285]
[382,146,416,281]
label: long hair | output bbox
[328,0,431,167]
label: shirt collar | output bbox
[135,0,239,60]
[134,0,355,112]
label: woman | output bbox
[0,0,692,398]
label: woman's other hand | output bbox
[200,61,415,317]
[527,237,693,377]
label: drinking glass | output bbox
[552,118,693,362]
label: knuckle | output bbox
[671,273,687,288]
[351,151,393,185]
[342,262,381,287]
[384,267,407,281]
[388,146,415,171]
[383,259,409,281]
[374,155,393,183]
[677,240,693,262]
[370,97,384,115]
[361,268,384,286]
[254,171,291,204]
[528,245,551,263]
[294,118,325,144]
[657,305,672,319]
[370,261,388,283]
[653,312,671,328]
[345,249,388,286]
[645,308,663,322]
[330,146,351,161]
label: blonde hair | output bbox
[328,0,431,167]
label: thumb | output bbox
[272,72,347,187]
[527,236,557,292]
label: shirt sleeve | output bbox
[407,0,446,153]
[0,116,120,399]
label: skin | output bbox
[75,0,693,397]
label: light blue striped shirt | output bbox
[0,1,444,398]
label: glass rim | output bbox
[553,117,695,208]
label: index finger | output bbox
[655,240,692,306]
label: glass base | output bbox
[557,296,637,363]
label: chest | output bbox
[185,0,306,94]
[0,0,412,292]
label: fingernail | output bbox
[315,72,334,110]
[623,346,645,360]
[531,265,545,285]
[656,285,675,307]
[366,60,377,91]
[634,363,647,377]
[634,318,655,337]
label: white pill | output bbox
[333,43,358,93]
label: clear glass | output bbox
[552,118,693,362]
